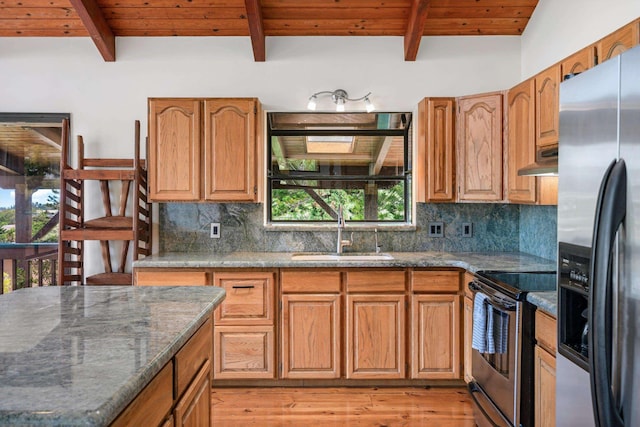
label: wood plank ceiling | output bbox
[0,0,539,62]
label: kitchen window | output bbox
[267,112,412,224]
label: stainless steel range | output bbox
[467,270,556,427]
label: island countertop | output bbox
[133,251,556,273]
[0,285,225,426]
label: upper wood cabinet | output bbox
[597,19,640,64]
[456,93,503,201]
[148,97,260,202]
[417,97,456,202]
[507,78,537,204]
[534,65,560,149]
[561,46,596,81]
[203,99,258,202]
[149,99,201,201]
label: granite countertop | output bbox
[0,286,225,426]
[134,250,556,272]
[527,291,558,317]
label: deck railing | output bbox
[0,243,58,294]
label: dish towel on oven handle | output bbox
[492,309,509,354]
[472,293,490,353]
[472,292,509,354]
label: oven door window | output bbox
[478,303,514,378]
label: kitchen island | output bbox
[0,285,225,426]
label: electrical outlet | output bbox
[428,222,444,238]
[462,222,473,238]
[210,223,221,238]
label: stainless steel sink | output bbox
[290,253,394,261]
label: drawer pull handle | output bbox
[232,285,255,289]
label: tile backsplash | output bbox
[159,202,557,261]
[519,204,558,261]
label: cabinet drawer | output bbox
[175,317,212,399]
[535,309,557,354]
[412,270,460,293]
[346,270,406,293]
[213,325,275,379]
[111,362,173,427]
[214,272,274,325]
[281,270,341,293]
[136,270,209,286]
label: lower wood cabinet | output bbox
[410,294,461,379]
[534,345,556,427]
[534,309,556,427]
[346,294,406,379]
[111,317,213,427]
[281,294,341,379]
[174,360,212,427]
[212,271,276,380]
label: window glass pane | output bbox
[268,112,411,224]
[271,179,405,222]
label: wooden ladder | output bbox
[58,120,152,285]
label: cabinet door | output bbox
[411,294,460,379]
[457,93,503,201]
[534,346,556,427]
[535,65,560,148]
[597,20,640,63]
[561,46,596,80]
[111,362,173,427]
[174,360,212,427]
[346,294,405,379]
[203,99,257,202]
[148,99,201,201]
[418,98,456,202]
[214,271,274,326]
[214,325,275,379]
[463,295,473,383]
[507,79,536,204]
[281,294,341,379]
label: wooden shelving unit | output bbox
[58,121,151,285]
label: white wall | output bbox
[0,35,521,275]
[521,0,640,79]
[0,35,520,160]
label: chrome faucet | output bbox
[374,228,382,253]
[336,206,353,254]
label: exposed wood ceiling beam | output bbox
[0,165,20,176]
[26,127,62,149]
[68,0,116,62]
[371,136,395,175]
[303,188,338,220]
[404,0,431,61]
[244,0,266,62]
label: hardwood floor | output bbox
[211,387,476,426]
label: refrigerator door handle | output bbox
[590,158,626,427]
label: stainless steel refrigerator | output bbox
[557,44,640,427]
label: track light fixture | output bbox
[307,89,375,112]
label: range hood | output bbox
[518,144,558,176]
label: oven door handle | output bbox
[469,282,517,312]
[485,298,516,313]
